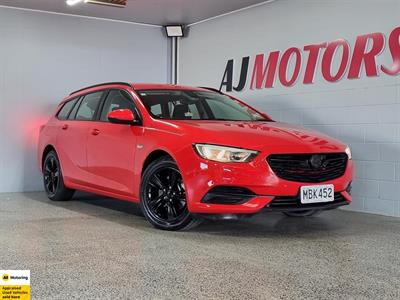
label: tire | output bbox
[43,150,75,201]
[283,209,321,217]
[140,156,200,231]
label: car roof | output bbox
[69,82,212,95]
[132,83,207,91]
[63,82,218,104]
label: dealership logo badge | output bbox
[220,26,400,92]
[0,270,30,299]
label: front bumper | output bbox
[179,150,354,214]
[263,191,350,212]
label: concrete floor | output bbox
[0,192,399,300]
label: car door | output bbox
[56,91,104,186]
[86,89,140,196]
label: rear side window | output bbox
[57,98,77,120]
[75,92,103,121]
[68,97,82,120]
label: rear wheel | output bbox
[140,156,200,231]
[43,151,75,201]
[283,209,321,217]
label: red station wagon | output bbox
[38,82,354,230]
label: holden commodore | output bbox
[38,82,354,230]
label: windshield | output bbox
[137,90,271,121]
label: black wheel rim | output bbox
[145,166,188,225]
[44,155,59,197]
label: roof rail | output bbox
[69,82,132,96]
[198,86,224,94]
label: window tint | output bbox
[68,97,82,120]
[75,92,103,121]
[57,98,77,120]
[150,103,162,116]
[188,103,200,119]
[137,90,269,121]
[100,90,137,121]
[205,98,250,120]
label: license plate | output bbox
[300,184,334,204]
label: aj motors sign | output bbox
[220,26,400,92]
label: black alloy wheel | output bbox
[44,154,59,197]
[43,151,75,201]
[140,156,200,230]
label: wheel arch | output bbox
[41,144,57,171]
[141,149,174,176]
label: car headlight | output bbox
[194,144,259,163]
[345,146,352,160]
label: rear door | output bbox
[56,91,104,186]
[86,89,141,196]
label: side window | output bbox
[57,98,77,120]
[170,101,201,120]
[150,104,162,116]
[75,92,103,121]
[100,90,137,121]
[188,103,200,119]
[68,97,82,120]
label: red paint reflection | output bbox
[23,115,50,146]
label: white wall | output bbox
[179,0,400,217]
[0,7,169,193]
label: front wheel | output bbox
[283,209,321,217]
[43,151,75,201]
[140,156,200,231]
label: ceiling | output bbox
[0,0,271,26]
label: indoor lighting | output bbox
[66,0,83,6]
[165,25,184,37]
[84,0,127,8]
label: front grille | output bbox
[267,153,348,183]
[265,193,348,211]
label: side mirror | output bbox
[108,109,137,125]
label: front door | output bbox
[86,89,140,196]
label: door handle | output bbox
[61,124,68,130]
[91,129,100,136]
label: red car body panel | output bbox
[38,83,354,214]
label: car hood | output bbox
[166,120,346,152]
